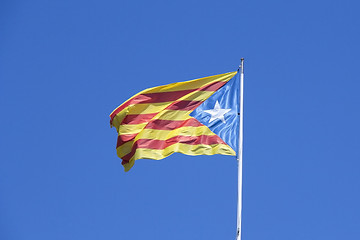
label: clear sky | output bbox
[1,0,360,239]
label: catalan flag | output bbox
[110,71,240,171]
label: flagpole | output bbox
[236,58,244,240]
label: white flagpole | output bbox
[236,58,244,240]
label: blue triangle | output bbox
[190,72,240,153]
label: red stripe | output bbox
[110,80,227,124]
[144,118,203,130]
[121,113,158,125]
[197,80,227,91]
[121,134,226,163]
[166,100,203,111]
[116,134,137,147]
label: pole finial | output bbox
[239,58,244,69]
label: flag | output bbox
[110,71,240,171]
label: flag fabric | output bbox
[110,71,240,171]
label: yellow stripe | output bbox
[153,110,192,121]
[117,141,134,158]
[116,126,216,158]
[121,102,173,115]
[135,71,237,94]
[137,126,215,140]
[179,89,216,102]
[122,143,236,171]
[118,123,148,135]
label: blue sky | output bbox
[1,0,360,239]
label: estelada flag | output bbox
[110,71,240,171]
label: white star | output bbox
[204,101,231,124]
